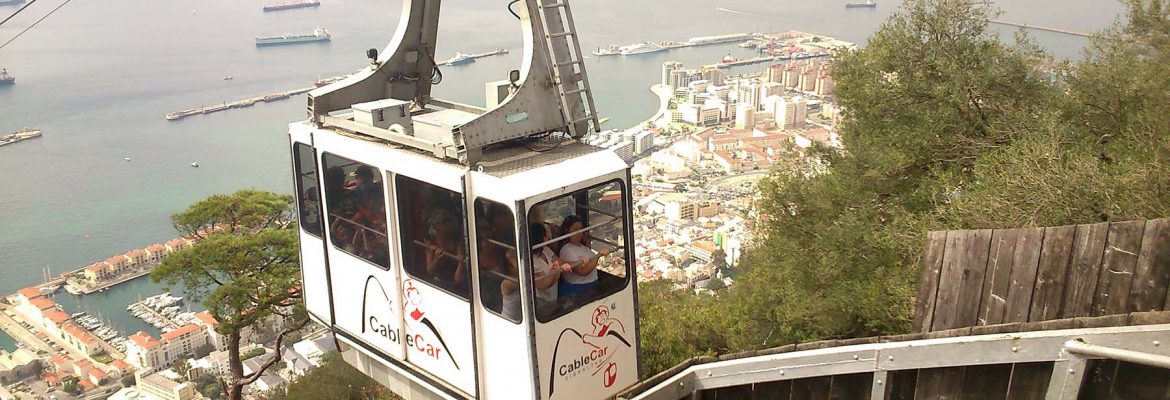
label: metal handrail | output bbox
[624,323,1170,400]
[532,216,621,250]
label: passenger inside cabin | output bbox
[558,215,611,297]
[424,209,467,291]
[352,191,388,265]
[529,223,569,315]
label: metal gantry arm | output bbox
[307,0,602,166]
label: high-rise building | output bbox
[801,71,817,92]
[700,66,725,86]
[761,82,784,104]
[782,65,800,89]
[766,63,785,83]
[735,80,763,112]
[662,61,682,87]
[771,96,808,129]
[815,74,834,96]
[735,103,755,129]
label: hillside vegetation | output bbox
[639,0,1170,376]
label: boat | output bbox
[0,128,42,147]
[619,42,668,56]
[255,28,331,46]
[190,162,199,168]
[223,76,234,81]
[0,68,14,86]
[124,157,132,161]
[0,0,26,6]
[845,0,877,8]
[441,52,476,66]
[263,0,320,12]
[592,45,620,56]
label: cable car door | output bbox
[313,132,405,363]
[392,163,476,395]
[467,172,538,399]
[525,171,639,400]
[288,125,333,327]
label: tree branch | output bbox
[237,318,311,385]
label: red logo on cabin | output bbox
[548,304,632,396]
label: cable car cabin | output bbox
[287,0,638,398]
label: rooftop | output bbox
[29,297,57,310]
[128,331,161,350]
[17,287,43,299]
[161,324,201,341]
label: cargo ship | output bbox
[263,0,320,12]
[845,1,877,8]
[255,28,331,46]
[0,68,13,86]
[0,128,42,147]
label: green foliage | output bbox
[196,373,226,400]
[61,376,80,394]
[260,352,400,400]
[241,347,266,361]
[635,0,1170,378]
[636,280,728,377]
[120,374,135,388]
[152,189,308,400]
[172,357,191,380]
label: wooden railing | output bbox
[914,218,1170,333]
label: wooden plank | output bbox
[828,373,872,400]
[704,384,753,400]
[913,367,964,400]
[887,370,918,400]
[980,229,1020,325]
[1092,220,1146,316]
[790,376,832,400]
[1004,228,1044,323]
[1005,362,1052,400]
[1131,219,1170,312]
[1079,359,1118,400]
[914,231,949,333]
[1107,360,1170,399]
[1060,222,1109,318]
[1028,226,1076,322]
[932,231,971,331]
[750,380,791,400]
[955,229,994,328]
[958,364,1011,400]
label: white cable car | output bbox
[288,0,640,399]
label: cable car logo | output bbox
[402,279,461,370]
[361,275,401,344]
[548,305,632,396]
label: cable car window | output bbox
[292,143,322,238]
[528,180,629,323]
[397,175,470,300]
[321,153,389,268]
[474,199,520,323]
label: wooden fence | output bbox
[914,218,1170,333]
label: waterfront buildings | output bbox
[0,349,40,384]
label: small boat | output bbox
[224,76,234,81]
[190,162,199,168]
[124,157,131,161]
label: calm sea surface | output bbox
[0,0,1125,349]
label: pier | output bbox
[165,86,316,121]
[438,48,509,66]
[984,18,1094,38]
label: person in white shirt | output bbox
[557,215,612,296]
[517,223,569,317]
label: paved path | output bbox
[0,304,56,354]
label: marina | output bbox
[165,86,315,121]
[438,48,509,66]
[0,128,42,147]
[126,292,194,333]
